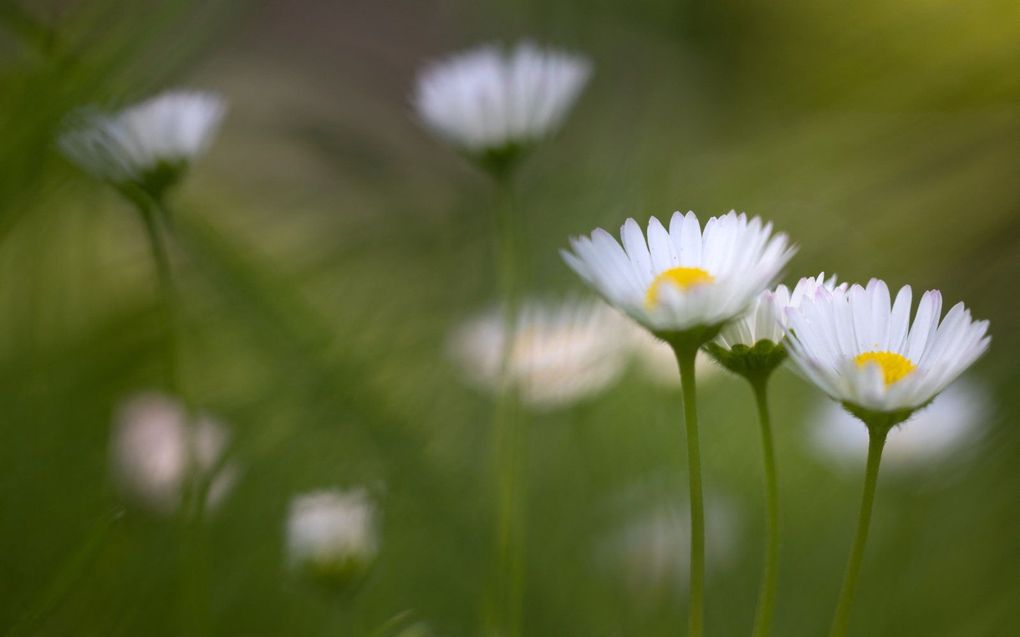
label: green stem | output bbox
[750,378,779,637]
[134,197,208,637]
[490,179,525,637]
[828,426,888,637]
[676,346,704,637]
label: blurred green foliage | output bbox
[0,0,1018,635]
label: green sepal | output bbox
[655,323,725,357]
[298,554,376,596]
[474,142,528,183]
[841,398,932,435]
[705,339,787,382]
[115,159,187,205]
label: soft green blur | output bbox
[1,1,1018,635]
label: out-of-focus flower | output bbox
[59,90,226,199]
[110,392,237,516]
[810,380,990,469]
[562,211,795,339]
[627,325,721,387]
[447,299,629,410]
[597,496,739,603]
[414,42,591,175]
[785,279,990,420]
[286,488,379,589]
[707,273,843,378]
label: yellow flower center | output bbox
[645,267,714,308]
[853,351,916,386]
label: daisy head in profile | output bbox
[785,279,990,429]
[413,42,591,178]
[59,89,226,201]
[706,273,844,380]
[562,211,795,353]
[286,487,379,591]
[447,297,629,410]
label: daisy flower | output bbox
[562,211,795,345]
[447,298,628,410]
[563,210,792,637]
[708,273,844,379]
[785,279,990,423]
[414,42,591,175]
[110,392,238,516]
[810,380,990,471]
[788,279,990,637]
[59,90,226,199]
[286,488,379,589]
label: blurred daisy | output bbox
[785,279,990,420]
[59,90,226,199]
[448,299,629,410]
[110,392,238,516]
[286,488,379,588]
[562,211,795,340]
[597,498,739,603]
[414,42,591,174]
[628,325,722,387]
[708,273,844,378]
[810,380,990,469]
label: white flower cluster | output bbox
[563,209,990,422]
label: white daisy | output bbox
[707,273,844,377]
[716,273,843,350]
[59,90,226,196]
[414,42,591,158]
[810,380,990,469]
[785,279,990,419]
[562,211,795,338]
[286,488,379,585]
[447,298,629,410]
[110,392,238,515]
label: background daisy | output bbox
[59,90,226,197]
[414,42,591,159]
[809,380,990,470]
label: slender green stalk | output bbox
[828,426,888,637]
[137,197,178,384]
[750,378,779,637]
[489,178,525,637]
[133,196,209,637]
[676,346,705,637]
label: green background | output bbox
[0,0,1017,635]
